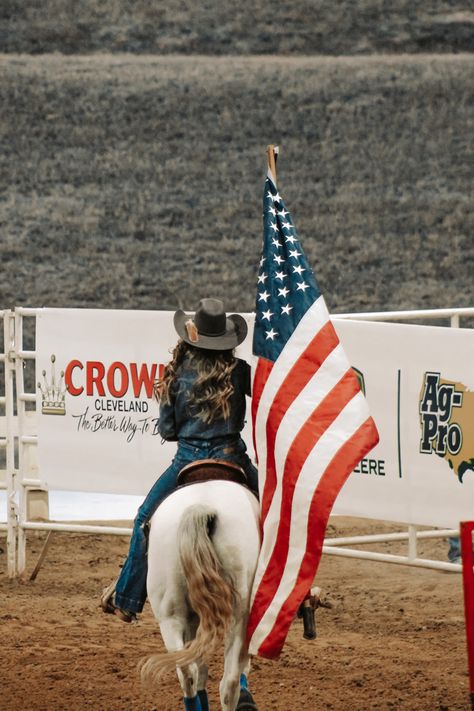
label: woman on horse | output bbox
[101,298,259,623]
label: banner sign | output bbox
[332,318,474,528]
[36,308,253,496]
[36,309,474,527]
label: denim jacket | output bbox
[158,356,251,442]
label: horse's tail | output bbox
[140,504,238,682]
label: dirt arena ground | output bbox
[0,516,470,711]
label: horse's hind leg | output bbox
[220,620,254,711]
[197,665,209,711]
[159,617,202,710]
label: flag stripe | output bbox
[247,369,361,642]
[251,357,273,464]
[254,414,379,658]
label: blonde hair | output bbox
[154,340,237,424]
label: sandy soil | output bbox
[0,516,469,711]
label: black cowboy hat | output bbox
[173,298,248,351]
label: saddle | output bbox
[177,458,249,488]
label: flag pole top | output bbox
[267,145,279,186]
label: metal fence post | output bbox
[4,310,18,577]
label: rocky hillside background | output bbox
[0,3,473,319]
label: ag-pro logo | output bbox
[419,372,474,483]
[419,372,463,456]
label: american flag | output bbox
[247,169,379,659]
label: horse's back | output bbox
[151,480,259,531]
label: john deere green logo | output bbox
[353,367,366,395]
[419,372,474,483]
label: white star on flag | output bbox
[265,328,278,340]
[296,281,309,292]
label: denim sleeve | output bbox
[158,398,178,441]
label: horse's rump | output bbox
[142,481,260,683]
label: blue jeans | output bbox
[448,536,461,563]
[114,435,258,613]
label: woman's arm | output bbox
[158,399,178,441]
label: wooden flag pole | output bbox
[267,144,279,186]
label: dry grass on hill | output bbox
[1,53,473,315]
[1,0,473,55]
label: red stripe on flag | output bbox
[247,367,360,643]
[256,415,379,658]
[260,320,339,523]
[251,358,273,461]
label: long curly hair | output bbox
[154,340,237,424]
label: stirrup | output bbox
[101,582,137,623]
[113,607,137,624]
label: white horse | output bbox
[140,473,261,711]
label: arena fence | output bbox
[2,305,474,579]
[1,310,16,577]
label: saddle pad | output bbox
[177,458,248,488]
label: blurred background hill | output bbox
[0,2,473,315]
[1,1,473,55]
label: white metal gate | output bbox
[11,307,132,579]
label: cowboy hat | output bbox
[173,298,248,351]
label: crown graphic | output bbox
[38,354,66,416]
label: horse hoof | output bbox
[236,688,259,710]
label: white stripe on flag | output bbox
[248,390,370,653]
